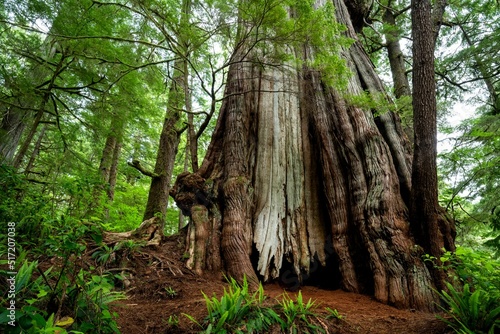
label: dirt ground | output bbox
[110,234,452,334]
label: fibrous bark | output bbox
[171,0,454,311]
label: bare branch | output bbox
[127,159,158,178]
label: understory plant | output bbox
[434,247,500,334]
[184,277,336,334]
[437,283,500,334]
[279,291,325,333]
[0,254,125,333]
[185,276,283,333]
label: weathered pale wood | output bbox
[104,217,162,247]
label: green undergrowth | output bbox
[428,247,500,334]
[184,276,344,334]
[0,249,125,333]
[0,207,129,334]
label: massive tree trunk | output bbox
[171,0,454,311]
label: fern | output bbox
[438,283,500,334]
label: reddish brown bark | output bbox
[410,0,454,292]
[170,0,455,311]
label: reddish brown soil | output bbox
[110,234,452,334]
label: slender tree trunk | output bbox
[98,134,117,186]
[0,108,26,164]
[12,54,66,170]
[13,108,45,169]
[185,67,199,172]
[107,140,122,201]
[142,61,184,226]
[383,5,412,99]
[380,3,414,203]
[24,124,47,174]
[95,115,124,221]
[410,0,444,260]
[143,0,193,231]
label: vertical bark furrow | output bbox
[284,67,310,273]
[192,205,209,275]
[253,69,285,280]
[304,70,359,292]
[350,42,413,205]
[335,0,413,206]
[326,92,375,294]
[253,64,310,280]
[222,61,258,285]
[357,122,415,307]
[300,80,328,266]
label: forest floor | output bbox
[109,233,453,334]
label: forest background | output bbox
[0,0,499,333]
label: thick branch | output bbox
[127,159,159,178]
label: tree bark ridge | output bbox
[169,0,454,311]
